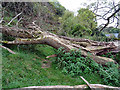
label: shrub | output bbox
[53,47,120,86]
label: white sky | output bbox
[57,0,119,13]
[57,0,120,27]
[57,0,92,13]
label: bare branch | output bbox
[7,12,22,26]
[100,7,120,31]
[115,16,119,28]
[80,76,94,90]
[16,17,23,26]
[0,45,16,54]
[0,17,3,24]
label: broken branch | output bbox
[0,45,16,54]
[7,12,22,26]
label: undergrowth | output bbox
[54,47,120,86]
[2,45,120,88]
[102,51,120,64]
[2,45,103,89]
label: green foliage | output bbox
[86,28,116,42]
[102,51,120,65]
[59,10,74,36]
[3,2,61,33]
[90,35,114,42]
[102,52,115,60]
[2,44,103,89]
[2,45,84,89]
[59,8,97,37]
[3,15,18,26]
[99,62,120,86]
[115,52,120,64]
[103,27,120,33]
[49,1,66,16]
[54,47,120,86]
[71,24,92,37]
[2,2,35,16]
[77,8,97,30]
[2,45,105,89]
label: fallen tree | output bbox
[0,23,118,65]
[12,84,120,89]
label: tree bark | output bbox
[0,24,118,65]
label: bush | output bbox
[53,47,120,86]
[115,52,120,64]
[71,24,92,37]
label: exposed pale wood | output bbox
[7,12,22,26]
[12,84,120,90]
[0,25,117,65]
[80,76,94,90]
[46,54,57,58]
[0,45,16,54]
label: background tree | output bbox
[59,8,97,37]
[58,10,74,36]
[77,8,97,31]
[87,0,120,31]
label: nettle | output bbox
[53,47,120,86]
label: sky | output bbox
[57,0,119,13]
[57,0,120,27]
[57,0,93,14]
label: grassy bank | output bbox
[2,45,103,89]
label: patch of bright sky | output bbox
[57,0,94,15]
[57,0,120,27]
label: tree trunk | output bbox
[0,24,118,65]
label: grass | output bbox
[2,44,104,89]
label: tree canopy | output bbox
[59,8,97,37]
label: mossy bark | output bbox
[1,25,117,65]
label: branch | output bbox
[80,76,94,90]
[1,26,34,38]
[100,7,120,31]
[7,12,22,26]
[0,45,16,54]
[16,17,23,26]
[0,17,3,24]
[46,54,57,58]
[102,4,119,19]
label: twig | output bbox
[16,17,23,27]
[0,17,3,24]
[7,12,22,26]
[80,76,94,90]
[100,7,120,31]
[0,45,16,54]
[46,54,57,58]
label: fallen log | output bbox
[12,84,120,90]
[0,24,118,65]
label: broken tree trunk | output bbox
[0,24,118,65]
